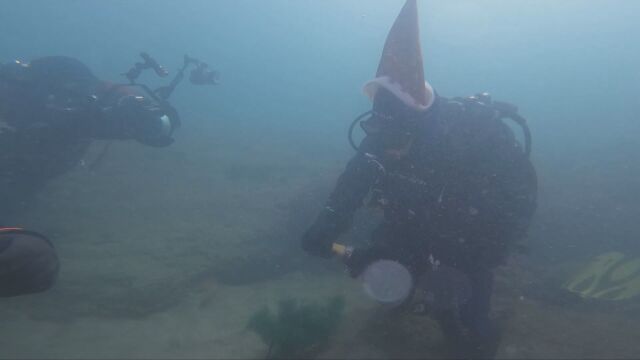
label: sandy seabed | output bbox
[1,120,640,359]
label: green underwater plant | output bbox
[247,296,345,359]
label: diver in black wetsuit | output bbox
[0,54,207,296]
[301,1,537,358]
[0,55,182,213]
[0,54,217,297]
[0,53,217,297]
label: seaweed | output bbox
[247,296,345,359]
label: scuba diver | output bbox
[0,53,217,296]
[301,1,537,359]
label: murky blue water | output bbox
[1,1,639,358]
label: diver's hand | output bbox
[301,209,347,258]
[332,243,372,279]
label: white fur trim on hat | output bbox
[363,76,435,111]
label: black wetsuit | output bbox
[303,95,537,357]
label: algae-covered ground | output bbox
[1,118,640,359]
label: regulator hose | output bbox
[493,100,532,158]
[348,110,373,152]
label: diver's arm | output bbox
[301,137,384,258]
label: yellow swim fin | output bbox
[564,252,640,301]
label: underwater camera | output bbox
[96,81,180,147]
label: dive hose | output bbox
[348,111,373,152]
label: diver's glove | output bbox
[301,208,349,258]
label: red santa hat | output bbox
[363,0,435,111]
